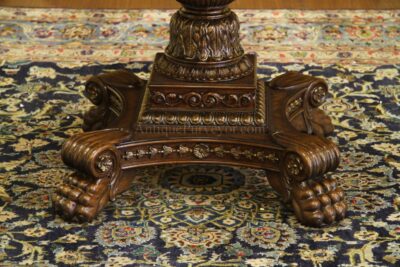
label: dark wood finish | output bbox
[1,0,400,9]
[52,0,347,227]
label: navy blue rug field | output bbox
[0,61,399,266]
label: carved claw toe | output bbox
[291,177,347,227]
[52,174,110,222]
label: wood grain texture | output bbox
[52,0,347,226]
[1,0,399,9]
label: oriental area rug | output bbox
[0,8,399,267]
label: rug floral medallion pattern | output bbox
[0,8,399,267]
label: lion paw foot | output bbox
[291,177,347,227]
[52,174,110,222]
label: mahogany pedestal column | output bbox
[52,0,347,227]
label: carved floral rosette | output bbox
[61,129,127,180]
[120,141,281,170]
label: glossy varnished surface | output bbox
[52,0,347,227]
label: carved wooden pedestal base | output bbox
[52,0,347,227]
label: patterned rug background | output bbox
[0,8,399,266]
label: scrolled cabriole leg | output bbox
[266,71,347,227]
[52,129,130,222]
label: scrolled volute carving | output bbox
[165,93,181,106]
[239,94,252,107]
[202,93,221,108]
[221,94,238,107]
[309,84,328,108]
[184,92,203,107]
[271,72,331,137]
[151,91,167,105]
[85,80,108,106]
[150,91,255,109]
[275,133,341,185]
[82,70,147,132]
[61,129,128,180]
